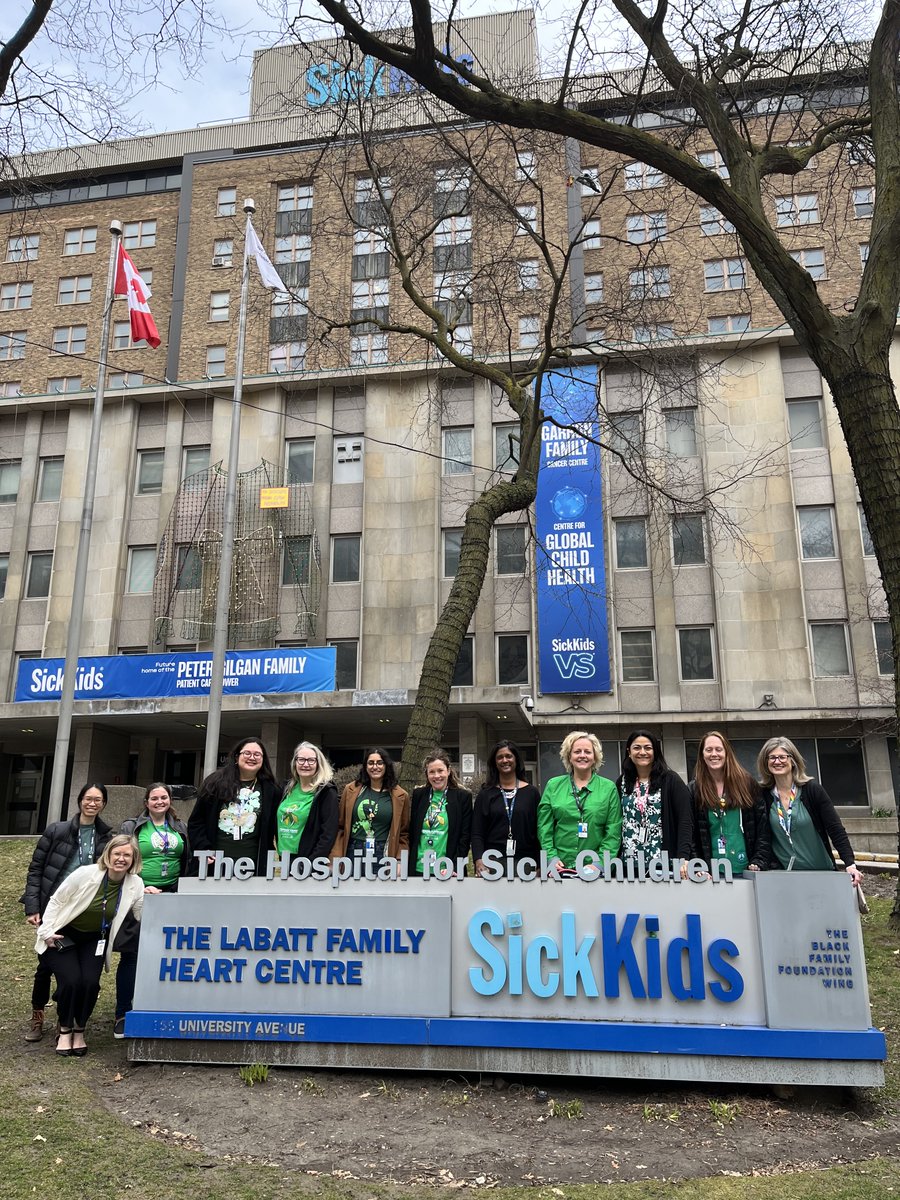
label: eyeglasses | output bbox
[239,751,263,760]
[767,755,792,764]
[295,757,317,766]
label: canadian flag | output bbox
[114,243,161,349]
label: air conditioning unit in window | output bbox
[211,255,232,268]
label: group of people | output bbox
[22,728,861,1053]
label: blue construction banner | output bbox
[14,648,337,702]
[535,365,610,693]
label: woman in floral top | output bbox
[187,738,281,875]
[615,729,693,868]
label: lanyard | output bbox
[78,826,95,866]
[152,819,172,855]
[774,785,798,839]
[570,778,590,819]
[500,786,517,829]
[425,791,446,830]
[99,872,123,938]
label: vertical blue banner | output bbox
[535,365,610,693]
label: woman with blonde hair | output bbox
[408,749,472,876]
[757,736,861,886]
[691,731,769,872]
[538,731,621,872]
[276,742,340,863]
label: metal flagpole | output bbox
[202,199,255,778]
[45,221,123,824]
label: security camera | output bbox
[243,198,256,214]
[522,695,535,711]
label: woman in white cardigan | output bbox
[36,834,144,1056]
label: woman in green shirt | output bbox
[538,731,621,873]
[332,748,410,865]
[691,731,770,872]
[276,742,340,863]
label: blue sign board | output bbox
[535,365,610,693]
[305,52,473,108]
[14,648,337,703]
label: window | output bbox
[52,325,87,355]
[0,331,26,360]
[578,166,601,195]
[37,458,63,502]
[48,375,82,394]
[707,314,750,334]
[127,547,157,594]
[287,439,314,485]
[798,506,836,559]
[332,535,361,583]
[496,525,526,574]
[434,165,470,194]
[274,234,311,265]
[272,289,308,318]
[874,622,894,676]
[123,220,156,249]
[452,635,474,687]
[672,514,705,565]
[789,247,827,279]
[216,187,236,216]
[584,273,604,303]
[494,423,519,472]
[776,193,820,226]
[0,552,7,600]
[633,323,673,342]
[678,627,715,680]
[354,226,387,257]
[614,517,648,569]
[63,227,96,255]
[349,331,387,366]
[699,207,734,236]
[182,446,210,482]
[0,281,32,309]
[26,552,53,598]
[443,528,463,577]
[434,214,471,247]
[498,634,529,685]
[810,623,850,677]
[209,291,230,322]
[786,398,824,449]
[582,219,601,249]
[665,408,697,457]
[698,150,729,179]
[205,345,226,377]
[282,535,311,585]
[853,187,874,219]
[137,449,164,495]
[7,235,39,261]
[515,205,537,235]
[859,504,875,556]
[629,266,670,299]
[277,183,314,212]
[607,411,641,456]
[515,150,536,182]
[518,315,539,348]
[443,427,473,475]
[108,371,142,389]
[624,161,663,190]
[269,342,306,372]
[57,275,92,305]
[620,630,655,682]
[213,238,233,267]
[333,436,364,484]
[516,260,539,291]
[704,257,746,291]
[859,243,869,270]
[626,211,667,243]
[0,381,21,397]
[0,461,21,502]
[329,640,358,690]
[112,321,134,350]
[175,545,202,590]
[351,277,388,314]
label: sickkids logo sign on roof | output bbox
[305,50,474,108]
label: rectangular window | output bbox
[26,551,53,598]
[496,524,526,575]
[624,161,663,190]
[516,260,539,291]
[607,411,641,456]
[0,381,21,397]
[699,207,735,236]
[626,211,667,243]
[810,623,850,677]
[672,514,705,565]
[0,552,8,600]
[443,528,463,577]
[48,376,82,394]
[282,535,311,585]
[434,165,470,194]
[273,234,311,265]
[629,266,670,299]
[175,545,202,590]
[789,247,827,279]
[665,408,697,457]
[182,446,210,482]
[213,238,233,267]
[859,242,869,270]
[515,150,536,182]
[137,449,164,495]
[0,281,32,309]
[123,220,156,249]
[443,427,473,475]
[498,633,529,685]
[678,627,715,681]
[205,345,226,377]
[798,506,836,559]
[277,183,314,212]
[269,341,306,372]
[349,331,387,366]
[579,166,602,195]
[209,291,230,322]
[582,219,601,249]
[287,439,314,485]
[704,257,746,291]
[57,275,92,305]
[776,193,820,226]
[52,324,87,355]
[515,205,537,235]
[7,235,39,261]
[351,277,389,313]
[112,321,133,350]
[707,314,750,333]
[37,457,63,502]
[0,461,21,502]
[332,534,361,583]
[853,186,874,219]
[452,635,474,687]
[620,630,655,682]
[271,288,308,318]
[633,323,673,342]
[584,273,604,303]
[216,187,236,216]
[698,150,729,179]
[107,371,142,389]
[786,398,824,449]
[434,214,471,247]
[63,227,97,255]
[859,504,875,556]
[494,423,519,472]
[0,331,26,360]
[614,517,648,569]
[518,315,540,348]
[329,640,358,690]
[127,546,157,593]
[874,622,894,676]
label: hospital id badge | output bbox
[95,938,106,957]
[577,821,588,839]
[717,836,727,856]
[506,836,516,857]
[160,862,169,878]
[365,835,376,855]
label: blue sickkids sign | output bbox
[535,365,610,693]
[14,648,337,702]
[305,51,473,108]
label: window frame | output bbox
[620,628,656,683]
[37,457,64,503]
[331,534,361,584]
[443,528,463,578]
[442,427,474,476]
[613,517,649,570]
[677,625,716,682]
[286,438,314,485]
[25,550,53,599]
[126,546,157,594]
[809,622,851,678]
[797,505,837,560]
[672,513,706,566]
[136,448,165,496]
[495,524,527,575]
[497,632,529,686]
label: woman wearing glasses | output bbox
[408,749,472,876]
[276,742,340,864]
[757,736,861,886]
[332,747,410,865]
[188,738,280,875]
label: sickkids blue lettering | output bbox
[467,908,743,1003]
[305,52,474,108]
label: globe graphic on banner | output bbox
[550,487,587,521]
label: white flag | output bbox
[245,218,288,291]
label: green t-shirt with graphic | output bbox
[350,788,393,844]
[416,792,450,873]
[137,820,184,888]
[277,786,316,854]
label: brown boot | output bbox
[25,1008,45,1042]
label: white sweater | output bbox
[35,864,144,970]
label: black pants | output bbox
[42,929,105,1029]
[31,956,53,1009]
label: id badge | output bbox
[506,836,516,857]
[577,821,588,839]
[365,835,376,855]
[637,826,647,845]
[160,862,169,878]
[95,938,106,957]
[716,836,727,856]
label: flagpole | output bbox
[45,221,122,824]
[202,200,255,778]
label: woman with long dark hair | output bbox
[471,740,540,875]
[276,741,340,863]
[331,747,409,864]
[408,749,472,876]
[187,737,280,875]
[691,731,769,872]
[616,729,693,865]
